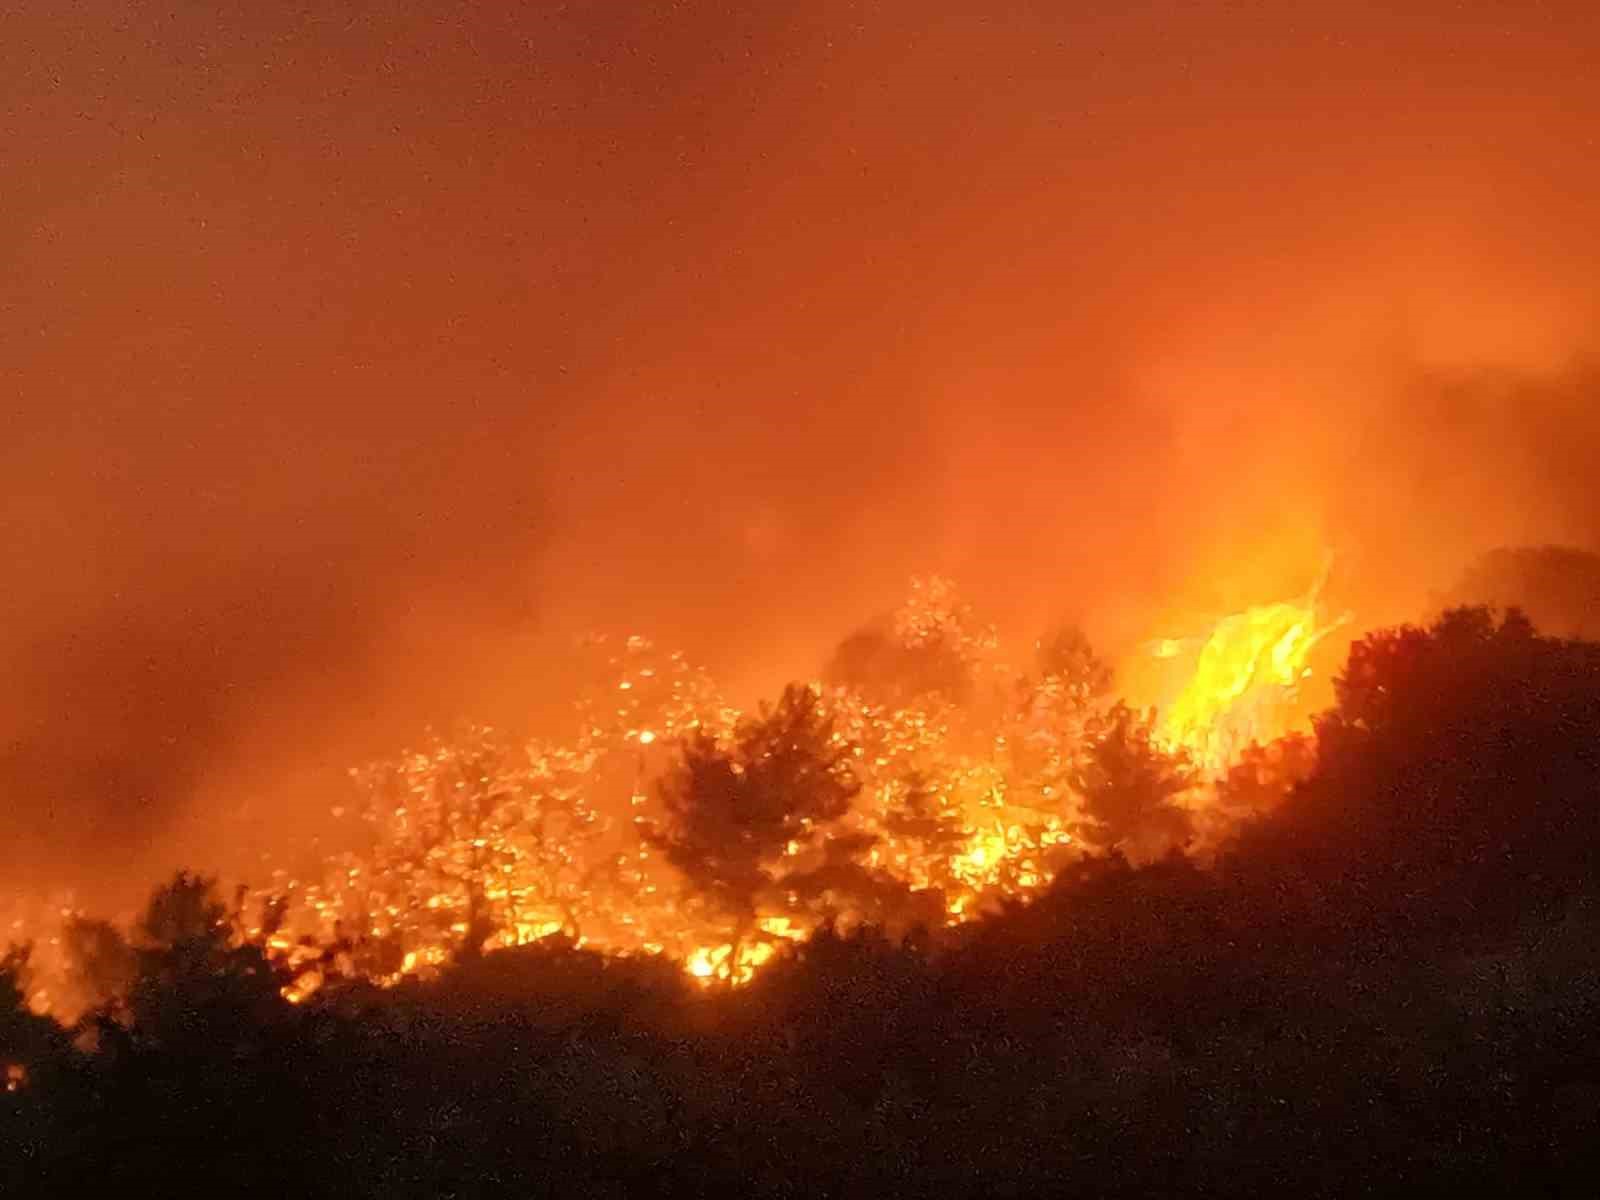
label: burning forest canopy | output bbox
[0,567,1396,1012]
[7,5,1600,1191]
[10,590,1600,1197]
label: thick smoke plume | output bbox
[5,2,1598,904]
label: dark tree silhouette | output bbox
[782,829,948,934]
[883,770,971,889]
[60,917,136,1014]
[766,771,969,932]
[0,946,65,1084]
[11,609,1600,1199]
[1212,732,1316,821]
[1010,626,1114,810]
[1,945,71,1198]
[742,922,934,1107]
[823,575,994,706]
[1073,703,1195,856]
[123,872,289,1046]
[825,623,973,704]
[1237,606,1600,936]
[37,872,328,1198]
[1033,624,1113,701]
[652,684,859,973]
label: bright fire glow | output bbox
[3,577,1349,1011]
[1152,575,1345,772]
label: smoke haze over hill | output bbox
[5,1,1599,900]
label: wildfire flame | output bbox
[4,575,1351,1011]
[1151,566,1348,772]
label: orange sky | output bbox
[4,1,1599,898]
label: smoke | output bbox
[4,1,1598,903]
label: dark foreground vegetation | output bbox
[6,607,1600,1198]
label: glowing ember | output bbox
[1,577,1351,1009]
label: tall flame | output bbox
[1153,564,1346,772]
[3,575,1355,1011]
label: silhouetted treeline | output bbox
[6,607,1600,1198]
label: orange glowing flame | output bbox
[1,576,1353,1010]
[1153,567,1348,772]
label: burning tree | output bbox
[826,575,1002,707]
[817,587,1102,919]
[298,724,615,981]
[650,684,860,978]
[1033,625,1114,698]
[61,916,137,1014]
[1005,623,1114,809]
[120,872,293,1047]
[572,632,738,750]
[0,573,1354,1010]
[880,770,972,897]
[0,947,65,1097]
[266,636,742,990]
[1074,704,1196,858]
[344,725,533,964]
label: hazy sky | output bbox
[5,1,1599,896]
